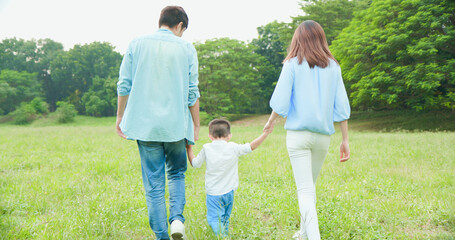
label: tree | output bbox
[251,21,294,103]
[35,39,64,111]
[0,38,40,73]
[81,76,117,117]
[0,70,41,115]
[49,42,122,113]
[331,0,455,111]
[0,38,65,111]
[195,38,274,116]
[294,0,370,45]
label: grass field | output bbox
[0,113,454,239]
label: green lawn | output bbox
[0,115,454,239]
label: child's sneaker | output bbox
[292,231,308,240]
[170,220,185,240]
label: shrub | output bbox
[30,97,49,115]
[84,95,109,117]
[55,101,77,123]
[9,103,38,125]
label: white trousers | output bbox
[286,130,331,240]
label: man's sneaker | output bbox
[170,220,185,240]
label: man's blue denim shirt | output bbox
[117,29,200,144]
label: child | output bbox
[186,119,272,237]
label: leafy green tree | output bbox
[195,38,274,116]
[49,42,122,113]
[252,21,294,69]
[331,0,455,111]
[0,70,40,115]
[81,76,117,117]
[35,39,64,111]
[251,21,294,103]
[0,38,40,73]
[294,0,370,45]
[0,38,65,111]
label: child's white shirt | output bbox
[192,140,252,196]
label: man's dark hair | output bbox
[208,119,231,138]
[159,6,189,29]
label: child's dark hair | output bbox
[208,119,231,138]
[159,6,189,29]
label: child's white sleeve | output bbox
[192,147,206,168]
[235,143,252,157]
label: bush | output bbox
[9,103,38,125]
[55,101,77,123]
[30,97,49,115]
[84,95,109,117]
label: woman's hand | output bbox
[263,111,279,134]
[340,141,350,162]
[263,121,275,134]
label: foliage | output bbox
[0,70,40,115]
[0,38,40,73]
[195,38,274,117]
[251,21,294,100]
[8,102,38,125]
[54,101,77,123]
[81,76,117,117]
[50,42,122,113]
[251,21,294,69]
[331,0,455,111]
[30,97,49,116]
[6,97,49,125]
[294,0,370,45]
[0,38,65,111]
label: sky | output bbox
[0,0,303,54]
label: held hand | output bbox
[116,117,126,139]
[186,144,195,166]
[263,121,275,134]
[340,141,350,162]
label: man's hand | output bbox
[116,117,126,139]
[116,95,129,139]
[186,144,195,166]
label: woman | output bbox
[264,20,351,240]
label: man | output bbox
[116,6,200,240]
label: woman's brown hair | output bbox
[284,20,338,68]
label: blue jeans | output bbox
[137,140,187,240]
[206,190,234,237]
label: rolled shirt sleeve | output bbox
[188,45,200,106]
[117,45,133,96]
[270,60,294,117]
[333,66,351,122]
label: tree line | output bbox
[0,0,453,124]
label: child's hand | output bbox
[186,144,195,166]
